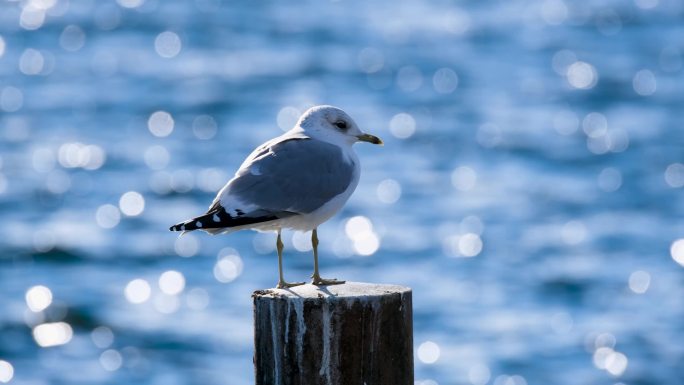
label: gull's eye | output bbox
[334,120,348,130]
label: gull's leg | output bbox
[276,229,305,289]
[311,228,345,286]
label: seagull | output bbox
[169,105,383,288]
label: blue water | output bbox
[2,0,684,384]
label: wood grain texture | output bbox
[253,282,413,385]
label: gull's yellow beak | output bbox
[356,133,384,145]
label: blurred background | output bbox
[1,0,683,384]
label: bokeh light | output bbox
[277,107,301,131]
[628,271,650,294]
[148,111,174,137]
[192,115,218,140]
[214,253,244,283]
[606,128,630,153]
[25,285,53,312]
[594,332,616,350]
[345,216,380,256]
[155,31,182,59]
[58,143,106,170]
[20,6,46,30]
[664,163,684,188]
[32,230,56,253]
[432,68,459,94]
[91,326,115,349]
[443,231,484,258]
[593,347,628,376]
[19,48,44,75]
[417,341,440,364]
[0,360,14,383]
[582,112,607,138]
[100,349,123,371]
[1,87,24,112]
[633,69,656,96]
[33,322,73,347]
[597,168,622,192]
[119,191,145,216]
[389,113,416,139]
[458,233,483,257]
[124,279,152,304]
[60,25,86,52]
[159,270,186,295]
[670,239,684,267]
[175,234,200,257]
[96,204,121,229]
[376,179,402,204]
[566,61,598,89]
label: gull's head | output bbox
[295,105,383,147]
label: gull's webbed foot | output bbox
[276,280,306,289]
[311,275,346,286]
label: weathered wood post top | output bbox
[253,282,414,385]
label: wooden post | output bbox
[253,282,413,385]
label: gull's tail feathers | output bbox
[168,203,295,235]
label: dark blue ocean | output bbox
[1,0,684,384]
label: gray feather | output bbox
[227,137,355,214]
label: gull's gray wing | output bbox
[169,135,356,233]
[225,137,356,214]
